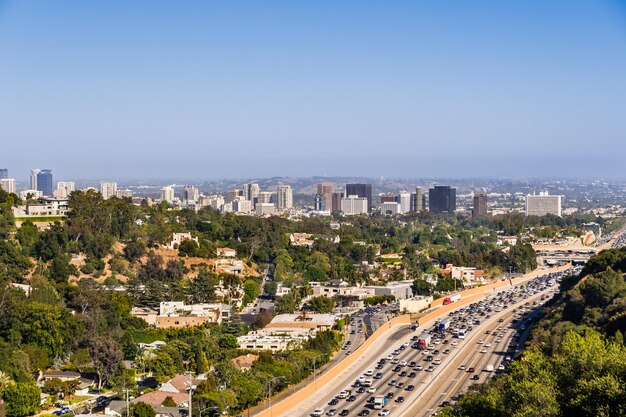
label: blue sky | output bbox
[1,1,626,180]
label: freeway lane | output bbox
[401,286,560,417]
[292,270,568,417]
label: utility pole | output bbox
[187,372,194,417]
[313,355,322,390]
[268,376,284,417]
[125,389,130,417]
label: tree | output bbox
[1,382,40,417]
[161,396,177,407]
[123,240,146,262]
[275,293,297,314]
[127,402,156,417]
[307,296,335,314]
[218,334,238,350]
[243,279,261,304]
[178,239,199,257]
[89,336,123,389]
[412,279,433,296]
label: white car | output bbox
[311,409,325,417]
[367,387,376,393]
[365,369,374,376]
[399,361,407,367]
[433,359,441,365]
[477,339,484,344]
[378,409,390,416]
[485,343,492,347]
[421,350,430,355]
[481,348,488,353]
[451,341,458,346]
[458,364,466,370]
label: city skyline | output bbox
[2,1,626,179]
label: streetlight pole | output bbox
[268,376,284,417]
[312,355,322,390]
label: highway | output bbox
[280,269,571,417]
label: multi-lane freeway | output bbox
[279,268,575,417]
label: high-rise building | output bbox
[410,187,423,212]
[380,193,399,204]
[341,195,368,215]
[0,178,16,194]
[429,186,456,213]
[54,181,75,198]
[381,201,400,215]
[184,186,200,203]
[30,169,41,190]
[314,194,323,211]
[317,182,333,211]
[36,169,53,196]
[161,186,175,203]
[331,192,344,213]
[226,189,241,203]
[526,192,561,217]
[473,193,488,217]
[399,192,411,214]
[243,183,260,202]
[256,203,275,216]
[115,189,133,198]
[100,182,118,200]
[0,169,7,179]
[257,192,273,204]
[346,184,372,212]
[276,185,293,210]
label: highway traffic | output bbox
[283,267,577,417]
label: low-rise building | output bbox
[164,233,198,250]
[399,296,434,313]
[216,247,237,258]
[364,280,414,300]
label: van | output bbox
[484,364,494,372]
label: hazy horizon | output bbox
[2,1,626,179]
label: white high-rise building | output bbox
[256,203,275,215]
[341,195,368,215]
[257,191,273,204]
[161,186,175,203]
[399,192,411,214]
[184,186,200,203]
[115,189,133,198]
[243,183,260,201]
[276,185,293,210]
[100,182,118,200]
[381,201,400,215]
[0,178,16,194]
[525,192,562,217]
[233,199,253,213]
[30,169,41,190]
[54,181,75,198]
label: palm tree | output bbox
[0,370,12,389]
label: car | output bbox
[364,369,373,376]
[347,395,356,402]
[433,359,441,365]
[397,382,405,389]
[471,375,480,380]
[495,339,502,343]
[388,380,397,386]
[357,387,366,393]
[399,371,407,377]
[374,373,383,379]
[505,356,511,361]
[395,396,405,403]
[443,349,450,354]
[386,392,394,399]
[468,367,475,373]
[451,341,458,346]
[312,409,325,417]
[406,384,415,391]
[358,411,370,416]
[498,365,505,371]
[485,342,492,347]
[425,355,434,361]
[399,361,407,366]
[440,401,451,407]
[350,330,356,334]
[458,364,466,370]
[426,365,435,372]
[477,339,484,344]
[414,365,423,371]
[329,399,339,405]
[408,372,416,378]
[378,410,390,416]
[481,348,488,353]
[327,411,337,416]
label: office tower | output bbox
[410,187,423,212]
[346,184,372,212]
[0,169,7,179]
[381,201,400,215]
[256,203,275,215]
[115,189,133,198]
[100,182,118,200]
[341,195,368,215]
[36,169,53,196]
[276,185,293,210]
[380,193,399,204]
[399,192,411,214]
[428,185,456,213]
[161,186,175,203]
[30,169,41,190]
[314,194,323,211]
[184,186,200,203]
[243,183,260,201]
[257,191,273,204]
[226,189,241,203]
[473,193,488,217]
[0,178,16,194]
[526,192,562,217]
[55,181,75,199]
[317,182,333,211]
[233,199,253,213]
[331,192,344,212]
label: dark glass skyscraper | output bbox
[473,193,488,217]
[346,183,372,212]
[429,186,456,213]
[0,169,7,179]
[37,169,53,196]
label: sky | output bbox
[1,1,626,180]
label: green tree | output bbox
[2,382,40,417]
[127,402,156,417]
[307,296,335,313]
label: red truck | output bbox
[443,293,461,305]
